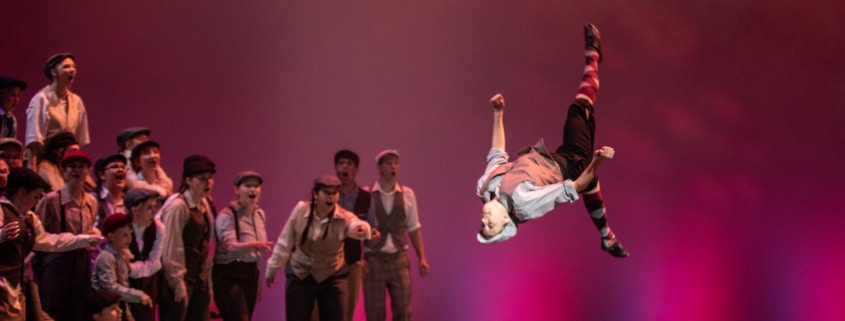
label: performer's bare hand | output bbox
[490,94,505,111]
[418,259,430,277]
[174,290,187,304]
[141,293,153,307]
[250,241,273,254]
[84,235,104,248]
[351,225,369,239]
[370,229,382,244]
[1,222,20,242]
[595,146,614,159]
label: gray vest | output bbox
[480,139,563,201]
[368,190,407,252]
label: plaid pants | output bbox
[363,252,411,321]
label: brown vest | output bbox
[289,204,349,283]
[0,203,34,285]
[178,195,212,284]
[367,190,407,251]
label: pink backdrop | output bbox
[4,1,845,320]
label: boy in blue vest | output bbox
[476,23,628,258]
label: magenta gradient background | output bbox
[4,1,845,320]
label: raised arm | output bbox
[490,94,506,151]
[572,146,614,192]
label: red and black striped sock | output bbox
[575,50,600,105]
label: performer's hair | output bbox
[334,149,360,167]
[300,187,334,246]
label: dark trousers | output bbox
[553,99,599,191]
[286,268,349,321]
[32,249,90,321]
[128,273,158,321]
[158,278,210,321]
[212,262,259,321]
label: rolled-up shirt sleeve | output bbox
[129,220,165,278]
[160,200,190,298]
[511,179,579,221]
[30,211,92,251]
[402,187,421,233]
[265,202,302,279]
[477,148,509,200]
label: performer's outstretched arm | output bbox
[490,94,506,151]
[572,146,614,192]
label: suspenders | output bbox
[224,205,265,242]
[57,193,93,233]
[226,206,241,242]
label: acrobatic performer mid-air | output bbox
[476,23,628,258]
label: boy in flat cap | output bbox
[93,154,129,227]
[25,53,90,171]
[0,77,26,138]
[0,138,25,168]
[362,150,429,321]
[32,150,101,321]
[265,175,373,321]
[475,24,628,258]
[212,171,271,321]
[124,188,165,321]
[126,141,173,198]
[0,167,102,321]
[116,127,150,161]
[159,155,217,321]
[92,213,154,321]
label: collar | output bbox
[228,200,261,216]
[104,243,135,261]
[183,190,200,209]
[60,185,82,206]
[372,181,402,195]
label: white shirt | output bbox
[367,182,421,254]
[476,147,579,222]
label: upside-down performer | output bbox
[476,23,628,258]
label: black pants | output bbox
[553,98,599,191]
[285,267,348,321]
[212,262,259,321]
[128,273,159,321]
[158,278,210,321]
[32,249,90,321]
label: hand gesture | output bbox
[351,225,369,239]
[595,146,614,159]
[85,235,104,248]
[141,293,153,307]
[490,94,505,111]
[369,229,382,244]
[251,241,273,254]
[1,222,20,242]
[174,290,187,304]
[266,276,276,288]
[418,259,430,277]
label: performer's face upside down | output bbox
[480,200,510,238]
